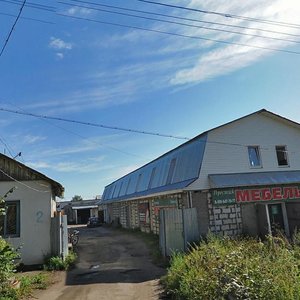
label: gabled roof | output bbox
[102,109,300,202]
[0,153,64,197]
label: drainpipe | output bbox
[188,191,193,208]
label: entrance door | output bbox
[268,204,285,235]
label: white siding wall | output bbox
[2,180,53,265]
[188,114,300,190]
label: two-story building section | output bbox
[101,109,300,238]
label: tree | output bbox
[71,195,83,202]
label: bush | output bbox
[44,251,77,271]
[0,237,19,299]
[162,234,300,300]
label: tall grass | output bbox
[162,234,300,300]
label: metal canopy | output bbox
[209,171,300,189]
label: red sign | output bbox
[235,186,300,203]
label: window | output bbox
[166,158,176,185]
[0,201,20,237]
[125,178,131,195]
[136,174,142,192]
[148,167,156,189]
[276,145,289,166]
[248,146,262,167]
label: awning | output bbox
[72,205,98,210]
[209,171,300,189]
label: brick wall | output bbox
[208,193,242,236]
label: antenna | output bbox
[13,152,22,160]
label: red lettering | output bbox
[294,188,300,198]
[282,187,294,200]
[236,190,250,202]
[251,189,261,201]
[261,188,272,201]
[272,187,282,200]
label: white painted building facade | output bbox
[0,155,64,265]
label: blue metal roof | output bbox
[102,134,207,202]
[209,171,300,189]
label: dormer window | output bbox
[248,146,262,168]
[276,145,289,166]
[166,158,176,184]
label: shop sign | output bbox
[153,199,178,221]
[212,185,300,206]
[153,199,178,207]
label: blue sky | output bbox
[0,0,300,200]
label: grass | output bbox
[162,234,300,300]
[44,251,77,271]
[17,272,50,298]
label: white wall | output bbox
[188,113,300,190]
[1,180,53,265]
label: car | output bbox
[87,217,102,227]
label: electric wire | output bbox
[0,11,54,24]
[59,1,300,45]
[0,136,14,157]
[67,0,300,38]
[137,0,300,29]
[0,168,49,193]
[0,0,26,57]
[0,107,190,140]
[57,13,300,55]
[0,106,295,154]
[0,0,55,10]
[0,0,55,12]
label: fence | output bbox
[50,214,68,259]
[159,208,199,257]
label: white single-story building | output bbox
[0,154,64,265]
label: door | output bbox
[268,204,285,235]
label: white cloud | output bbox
[56,53,64,59]
[23,135,46,144]
[167,0,300,85]
[49,37,73,51]
[66,6,93,16]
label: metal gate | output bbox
[159,208,199,257]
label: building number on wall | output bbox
[36,211,43,223]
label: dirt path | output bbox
[34,226,166,300]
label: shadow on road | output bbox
[65,225,166,286]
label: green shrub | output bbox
[0,237,19,298]
[44,251,77,271]
[162,235,300,300]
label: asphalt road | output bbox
[35,225,166,300]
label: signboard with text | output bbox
[212,185,300,206]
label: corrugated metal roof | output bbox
[102,134,207,202]
[209,171,300,189]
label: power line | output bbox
[57,13,300,55]
[137,0,300,29]
[0,0,56,12]
[0,0,26,57]
[0,107,190,140]
[0,168,49,193]
[0,136,14,157]
[67,0,300,38]
[0,11,54,24]
[0,105,293,155]
[59,1,300,45]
